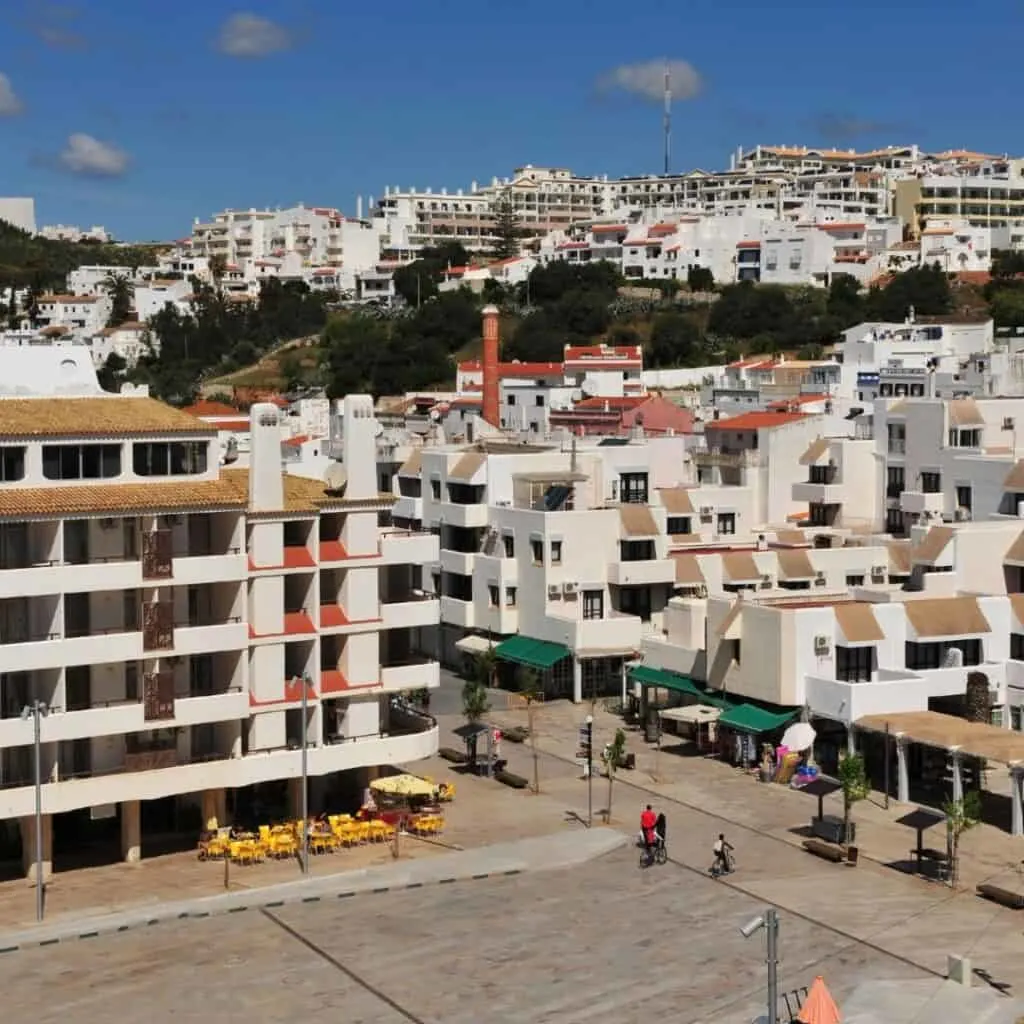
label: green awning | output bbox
[629,666,703,698]
[718,703,798,734]
[494,635,572,670]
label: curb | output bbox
[0,868,526,955]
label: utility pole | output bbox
[586,714,594,827]
[300,673,310,875]
[740,908,780,1024]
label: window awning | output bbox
[629,665,702,697]
[448,451,486,483]
[657,487,694,515]
[672,554,705,586]
[1005,461,1024,492]
[722,551,761,583]
[912,525,953,566]
[494,635,571,669]
[718,703,798,734]
[398,449,422,477]
[904,596,990,639]
[1005,529,1024,567]
[716,600,744,639]
[776,548,816,581]
[619,504,659,537]
[798,437,830,466]
[835,602,884,645]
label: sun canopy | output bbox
[494,635,571,670]
[370,774,436,798]
[718,703,798,734]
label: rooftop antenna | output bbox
[663,61,672,176]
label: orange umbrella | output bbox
[796,976,841,1024]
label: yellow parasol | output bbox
[369,774,437,799]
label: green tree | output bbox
[838,752,869,847]
[943,790,982,888]
[988,287,1024,328]
[472,647,497,689]
[97,351,128,393]
[208,254,227,291]
[490,190,522,261]
[687,265,714,292]
[101,272,134,327]
[461,676,490,767]
[516,666,543,795]
[505,309,563,362]
[864,263,951,322]
[826,273,864,327]
[647,311,702,368]
[322,314,389,397]
[603,727,627,824]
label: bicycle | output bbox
[709,847,735,878]
[639,836,667,868]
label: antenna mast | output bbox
[663,61,671,175]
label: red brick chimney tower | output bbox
[481,304,500,427]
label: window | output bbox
[1012,633,1024,661]
[0,446,25,482]
[837,645,873,682]
[620,539,655,561]
[551,540,562,564]
[488,584,499,607]
[905,638,982,670]
[887,423,905,455]
[132,442,208,477]
[619,472,648,504]
[502,534,515,558]
[507,394,516,406]
[1013,705,1024,732]
[505,586,517,607]
[886,466,904,499]
[846,574,865,587]
[430,479,441,499]
[920,471,941,494]
[42,443,121,480]
[956,485,972,512]
[583,590,604,620]
[667,516,691,536]
[125,661,139,701]
[535,394,545,406]
[530,539,544,564]
[948,428,981,448]
[717,513,736,535]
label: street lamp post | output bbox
[585,714,594,828]
[20,700,49,922]
[300,673,311,875]
[740,908,780,1024]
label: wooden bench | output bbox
[976,883,1024,909]
[802,838,844,863]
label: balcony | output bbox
[173,551,246,585]
[900,490,945,515]
[380,658,441,692]
[380,530,437,566]
[439,595,474,628]
[607,559,677,586]
[393,495,423,523]
[382,594,439,630]
[0,558,140,600]
[437,501,489,528]
[167,688,249,727]
[689,446,762,468]
[173,620,248,656]
[142,530,173,581]
[792,481,844,505]
[545,610,643,654]
[142,601,174,652]
[440,549,476,576]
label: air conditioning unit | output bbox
[1004,417,1016,431]
[699,506,714,518]
[99,518,117,530]
[563,581,578,595]
[813,635,831,656]
[871,565,887,578]
[760,574,772,589]
[547,584,560,598]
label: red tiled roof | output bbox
[765,394,827,410]
[955,271,991,284]
[450,396,483,409]
[215,419,252,432]
[575,395,648,410]
[592,224,628,233]
[648,223,677,237]
[727,356,773,369]
[282,434,310,448]
[458,360,563,377]
[706,411,810,431]
[564,345,642,362]
[556,241,589,250]
[736,241,761,249]
[817,223,865,232]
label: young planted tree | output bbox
[943,790,982,888]
[603,728,627,824]
[461,676,490,766]
[472,647,497,690]
[838,752,869,847]
[517,666,543,795]
[489,190,522,261]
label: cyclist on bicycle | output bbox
[655,812,667,852]
[713,833,734,875]
[640,804,657,855]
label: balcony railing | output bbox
[142,601,174,651]
[142,529,173,581]
[690,445,762,467]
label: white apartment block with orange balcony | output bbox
[0,357,438,879]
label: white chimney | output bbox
[248,403,284,512]
[356,195,363,219]
[341,395,377,500]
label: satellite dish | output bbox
[324,463,347,495]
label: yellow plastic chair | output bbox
[273,833,298,859]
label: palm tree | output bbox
[101,272,133,327]
[603,728,627,824]
[208,254,228,292]
[943,790,982,888]
[838,752,869,847]
[517,666,542,794]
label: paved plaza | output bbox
[0,846,937,1024]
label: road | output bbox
[0,845,929,1024]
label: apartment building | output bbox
[34,294,111,334]
[0,360,438,877]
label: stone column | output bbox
[846,725,857,756]
[896,735,910,804]
[288,777,305,821]
[1012,767,1024,838]
[120,800,141,863]
[572,658,583,704]
[950,749,963,804]
[20,814,52,883]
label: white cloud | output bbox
[216,12,292,57]
[597,59,702,103]
[58,133,129,177]
[0,73,24,116]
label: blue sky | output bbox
[0,0,1015,241]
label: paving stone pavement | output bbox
[0,846,939,1024]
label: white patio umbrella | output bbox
[781,721,817,752]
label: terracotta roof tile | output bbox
[706,411,809,431]
[0,398,212,439]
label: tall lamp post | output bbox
[20,700,49,922]
[740,909,780,1024]
[585,714,594,828]
[299,673,312,876]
